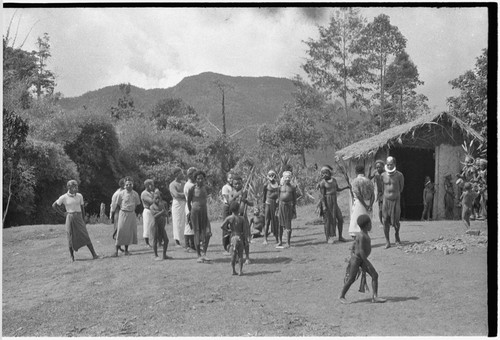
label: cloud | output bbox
[2,6,489,111]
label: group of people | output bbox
[317,156,404,250]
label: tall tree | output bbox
[257,77,323,167]
[3,108,32,225]
[110,83,140,120]
[356,14,407,128]
[303,7,366,117]
[212,79,234,136]
[447,48,488,139]
[64,122,123,215]
[384,50,428,125]
[150,97,203,137]
[33,33,56,99]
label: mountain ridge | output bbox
[58,72,298,144]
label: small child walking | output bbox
[150,191,171,260]
[221,201,246,276]
[460,182,478,229]
[421,176,435,221]
[339,214,386,304]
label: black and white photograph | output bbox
[2,3,493,337]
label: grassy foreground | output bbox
[2,199,489,336]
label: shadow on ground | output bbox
[350,296,419,304]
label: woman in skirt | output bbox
[52,180,99,262]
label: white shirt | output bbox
[56,193,84,213]
[110,188,123,213]
[221,183,235,205]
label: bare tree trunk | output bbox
[3,166,14,226]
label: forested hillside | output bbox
[59,72,297,144]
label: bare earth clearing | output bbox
[3,205,488,336]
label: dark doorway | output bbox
[390,148,435,221]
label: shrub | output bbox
[23,138,80,224]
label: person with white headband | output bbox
[381,156,404,248]
[276,171,299,249]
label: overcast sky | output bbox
[3,6,489,111]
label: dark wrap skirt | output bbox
[65,212,92,251]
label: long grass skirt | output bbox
[191,204,209,246]
[382,197,401,228]
[278,202,294,229]
[184,202,194,236]
[323,195,337,238]
[265,201,278,236]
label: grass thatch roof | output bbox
[335,112,485,161]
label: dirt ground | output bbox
[2,205,489,337]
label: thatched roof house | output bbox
[334,112,485,220]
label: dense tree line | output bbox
[2,33,241,227]
[3,10,487,227]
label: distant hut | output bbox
[334,112,485,220]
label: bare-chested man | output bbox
[277,171,299,249]
[319,165,349,243]
[369,160,385,225]
[263,170,279,245]
[381,156,404,248]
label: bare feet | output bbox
[245,259,251,265]
[372,297,387,303]
[339,297,351,304]
[384,243,391,249]
[223,251,231,256]
[154,257,163,261]
[263,239,268,245]
[238,271,243,276]
[197,257,204,263]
